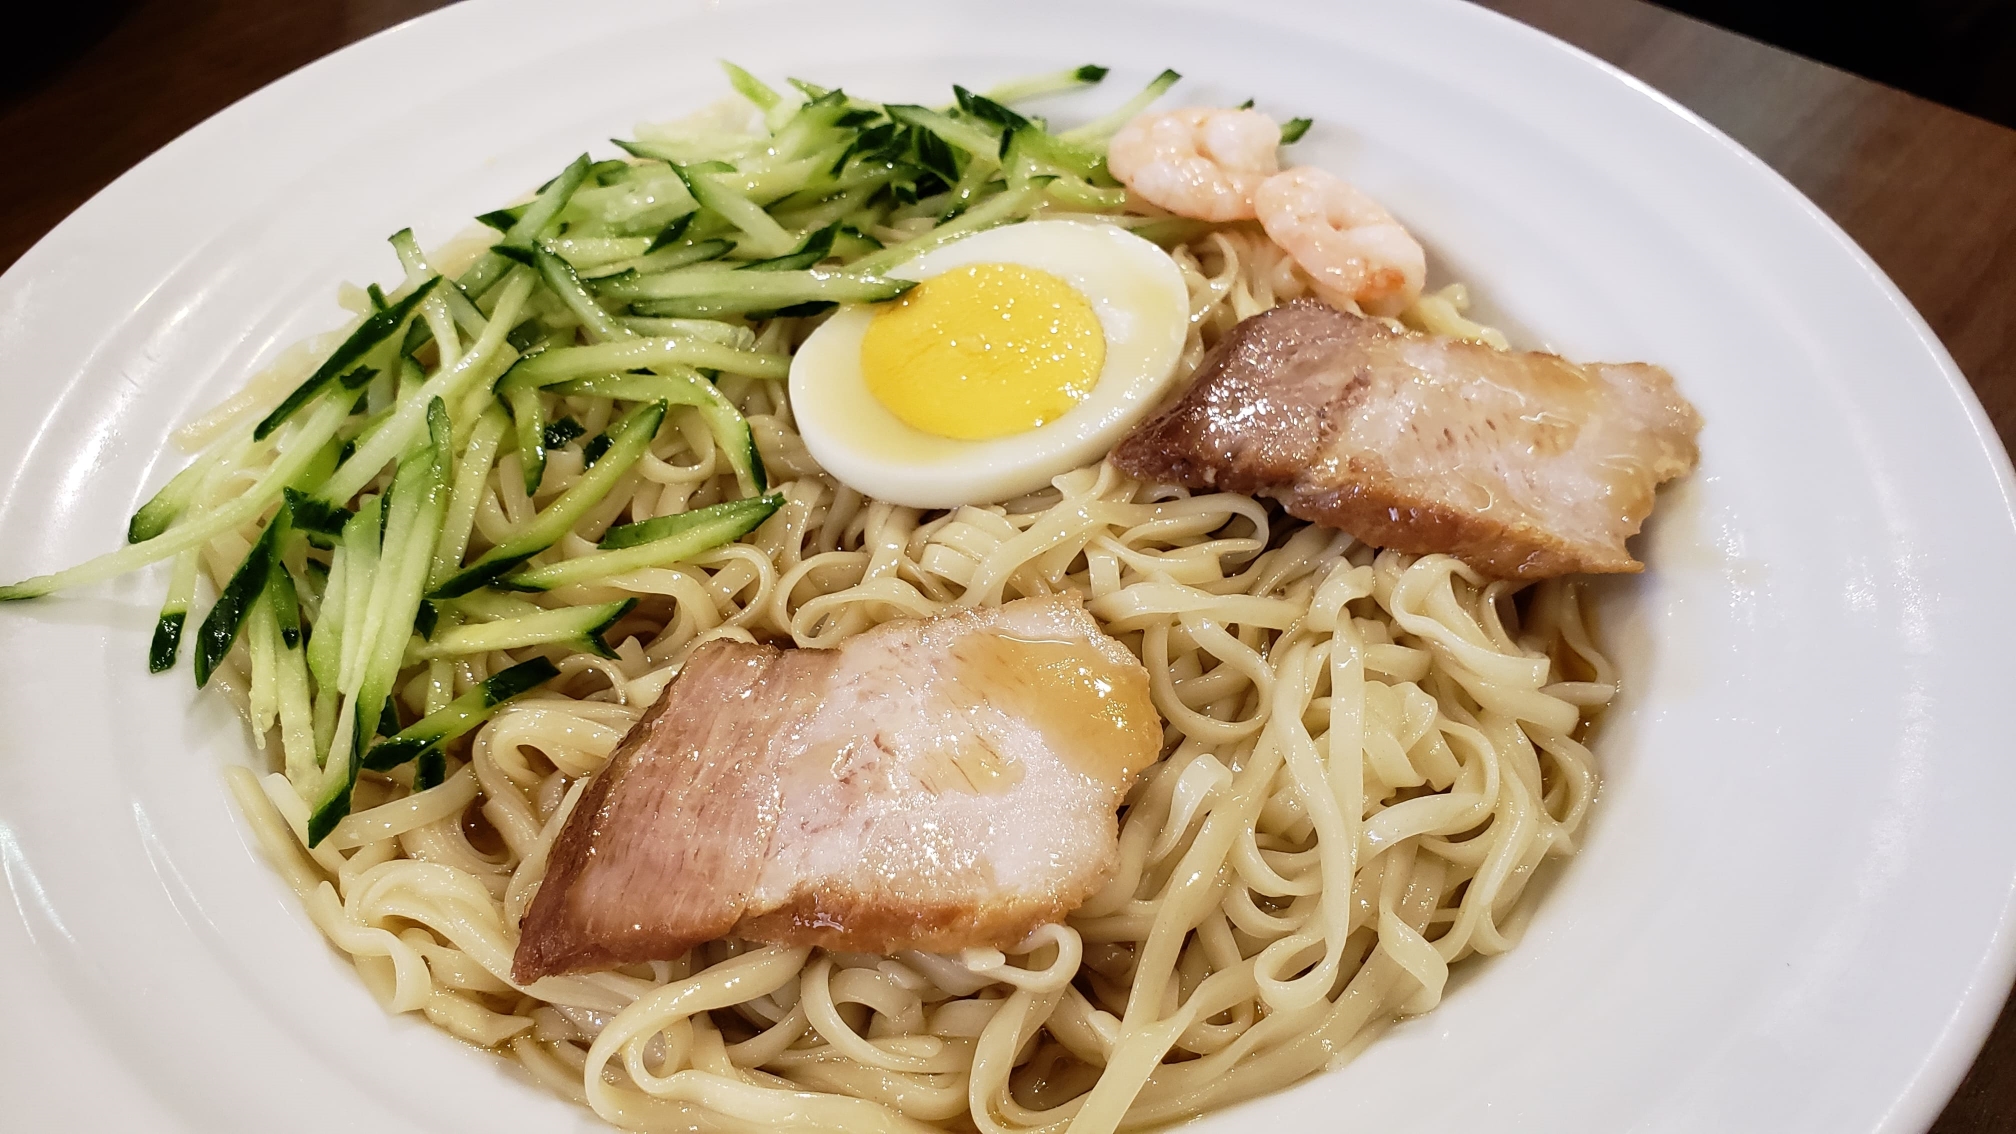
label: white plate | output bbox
[3,1,2012,1130]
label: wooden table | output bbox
[4,0,2014,1128]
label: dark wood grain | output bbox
[3,0,2014,1128]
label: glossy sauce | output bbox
[916,739,1025,796]
[950,633,1161,787]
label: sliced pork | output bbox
[1110,300,1701,579]
[512,596,1161,982]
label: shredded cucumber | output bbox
[257,279,441,441]
[983,64,1109,104]
[552,368,766,496]
[149,549,200,674]
[1059,68,1182,143]
[416,599,635,659]
[362,657,559,771]
[0,61,1257,836]
[503,336,791,382]
[507,493,782,591]
[429,400,668,598]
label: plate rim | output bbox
[2,1,2014,1131]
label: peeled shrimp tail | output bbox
[1107,107,1282,222]
[1253,166,1426,317]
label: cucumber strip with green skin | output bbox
[476,207,524,232]
[287,431,345,498]
[508,494,781,591]
[193,506,291,688]
[670,163,796,258]
[633,297,813,321]
[768,179,893,238]
[502,336,791,383]
[362,657,559,771]
[365,358,401,415]
[610,267,914,315]
[1,394,352,602]
[830,226,883,261]
[553,367,765,495]
[268,556,303,649]
[149,548,200,673]
[937,160,1000,219]
[392,239,463,365]
[532,246,632,342]
[391,228,489,338]
[549,235,654,270]
[1280,117,1313,145]
[886,104,1001,165]
[309,401,452,845]
[774,155,903,210]
[460,154,592,299]
[272,593,319,792]
[587,158,633,185]
[442,590,547,622]
[710,149,850,205]
[284,488,350,537]
[430,405,510,590]
[350,401,451,690]
[582,238,734,281]
[1037,173,1127,211]
[306,540,348,761]
[255,277,441,441]
[546,418,586,450]
[413,750,448,791]
[563,169,699,235]
[416,598,635,659]
[644,214,694,253]
[620,317,757,348]
[983,64,1108,104]
[430,401,668,598]
[334,495,385,693]
[246,588,281,746]
[1059,68,1182,144]
[1002,124,1108,183]
[954,86,1032,132]
[848,181,1051,274]
[503,381,550,496]
[887,180,964,225]
[737,223,838,272]
[833,124,900,170]
[600,492,783,549]
[722,60,786,112]
[414,600,440,641]
[128,457,210,544]
[317,271,534,509]
[761,98,857,165]
[129,432,265,545]
[909,128,962,188]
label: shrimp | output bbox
[1253,166,1425,317]
[1106,107,1282,222]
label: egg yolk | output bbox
[859,262,1106,440]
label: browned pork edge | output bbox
[1110,300,1701,579]
[511,641,824,983]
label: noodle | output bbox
[205,190,1609,1132]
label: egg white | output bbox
[788,220,1190,509]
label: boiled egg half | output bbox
[790,220,1190,508]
